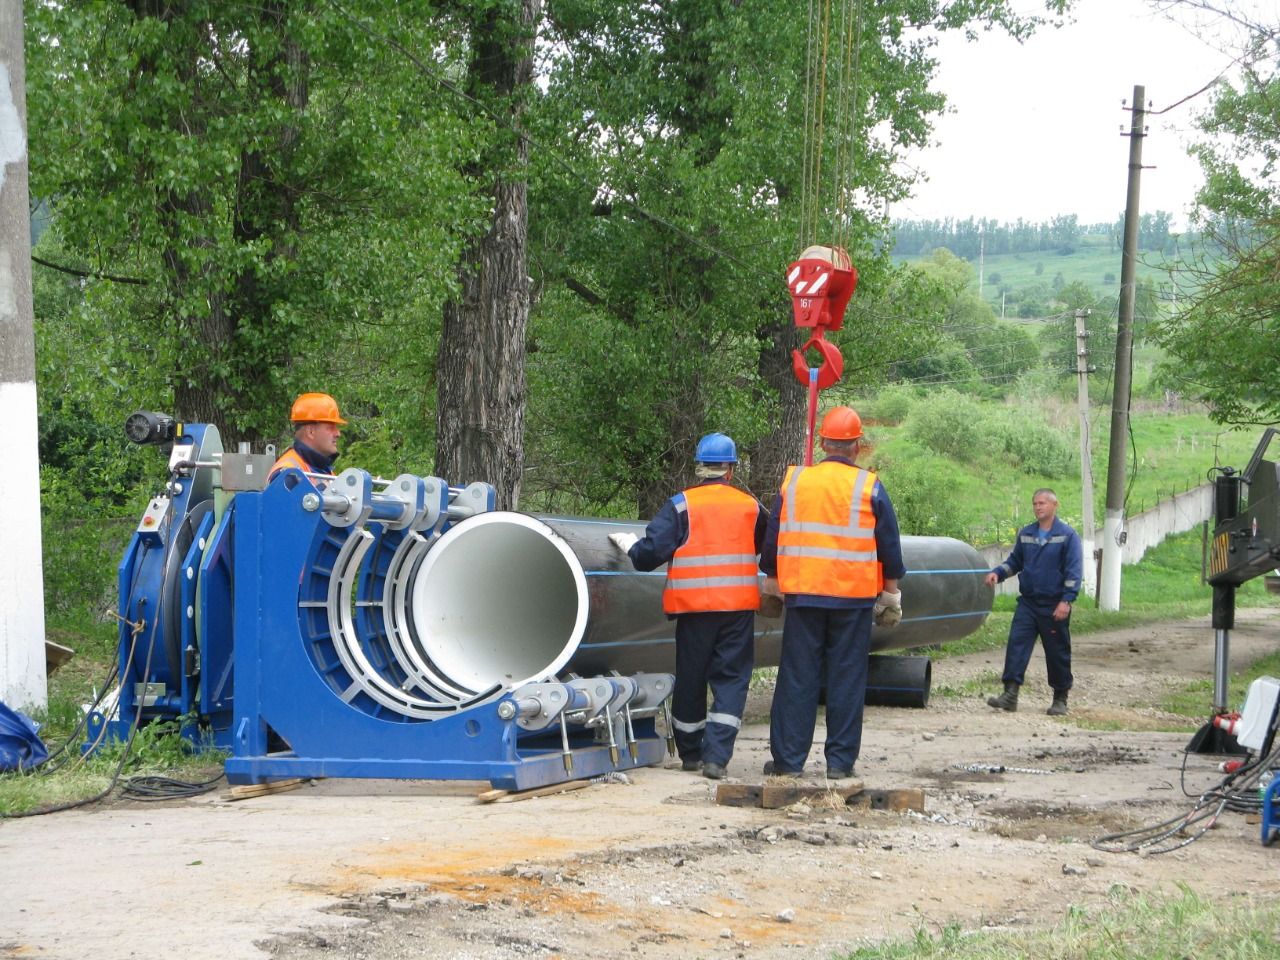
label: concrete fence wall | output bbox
[978,483,1213,598]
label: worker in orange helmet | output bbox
[607,433,769,781]
[269,392,347,481]
[758,406,906,780]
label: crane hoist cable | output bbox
[789,0,865,464]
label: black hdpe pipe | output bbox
[410,512,990,702]
[866,655,932,709]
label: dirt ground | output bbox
[4,608,1280,960]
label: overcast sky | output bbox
[894,0,1258,228]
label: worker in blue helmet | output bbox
[608,433,769,780]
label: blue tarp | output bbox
[0,699,49,772]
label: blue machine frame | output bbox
[90,433,674,790]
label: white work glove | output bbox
[608,532,639,553]
[873,589,902,628]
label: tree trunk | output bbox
[435,0,540,509]
[745,306,807,504]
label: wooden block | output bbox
[714,783,764,807]
[762,782,863,809]
[45,640,75,675]
[222,778,306,801]
[715,782,925,813]
[847,788,926,813]
[475,779,592,804]
[714,782,863,809]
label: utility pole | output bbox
[977,225,985,291]
[1098,86,1146,612]
[1075,308,1097,600]
[0,1,46,710]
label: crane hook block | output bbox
[786,245,858,332]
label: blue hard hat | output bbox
[695,432,737,465]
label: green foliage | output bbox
[903,390,986,462]
[0,714,226,817]
[527,0,1074,512]
[1145,10,1280,424]
[884,251,1038,396]
[869,453,968,539]
[861,384,924,426]
[27,1,478,442]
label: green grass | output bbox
[837,884,1280,960]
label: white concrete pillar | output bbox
[0,6,48,711]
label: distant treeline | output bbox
[891,212,1179,259]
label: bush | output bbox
[872,455,968,539]
[984,411,1077,477]
[904,388,1076,478]
[860,384,921,426]
[903,390,985,462]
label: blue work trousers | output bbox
[671,611,755,767]
[769,606,872,773]
[1002,598,1073,692]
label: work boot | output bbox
[763,760,802,778]
[681,758,701,772]
[987,681,1019,712]
[702,762,727,780]
[1047,690,1069,716]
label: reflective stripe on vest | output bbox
[776,462,882,599]
[662,484,762,614]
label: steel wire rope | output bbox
[832,0,865,255]
[799,0,820,252]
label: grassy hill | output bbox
[896,233,1191,315]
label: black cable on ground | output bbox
[1,632,156,820]
[121,771,224,801]
[1093,739,1280,855]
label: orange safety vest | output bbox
[662,484,762,615]
[268,446,311,480]
[776,461,883,599]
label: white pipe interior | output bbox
[410,512,588,694]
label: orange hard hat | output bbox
[819,406,862,441]
[290,392,347,425]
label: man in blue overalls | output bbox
[984,488,1083,716]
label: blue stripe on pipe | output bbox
[902,569,987,575]
[580,638,675,649]
[902,612,990,623]
[545,517,644,525]
[581,628,779,650]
